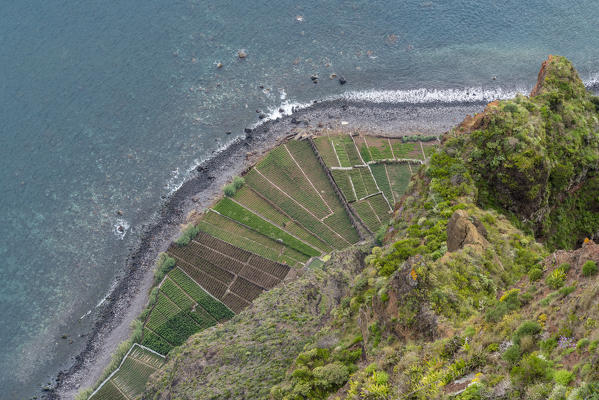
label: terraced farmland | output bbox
[89,344,165,400]
[352,193,391,232]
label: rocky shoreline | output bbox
[48,97,488,400]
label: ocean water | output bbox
[1,0,598,397]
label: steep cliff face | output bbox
[455,56,599,248]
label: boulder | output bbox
[447,210,488,252]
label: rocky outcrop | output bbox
[360,256,437,344]
[529,54,555,97]
[446,210,488,252]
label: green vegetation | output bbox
[583,260,598,276]
[174,223,200,246]
[213,197,320,257]
[546,267,567,289]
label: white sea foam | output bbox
[96,279,119,308]
[340,86,529,104]
[112,218,129,240]
[164,136,244,195]
[585,74,599,89]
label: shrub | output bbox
[583,260,598,276]
[576,338,590,351]
[502,344,522,366]
[553,369,574,386]
[456,383,490,400]
[546,267,567,289]
[223,183,236,197]
[510,354,552,387]
[529,267,543,281]
[174,223,200,246]
[558,285,576,298]
[312,362,350,389]
[233,176,245,189]
[525,383,553,400]
[513,320,542,345]
[540,337,557,354]
[154,253,176,285]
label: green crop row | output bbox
[161,278,194,310]
[152,311,200,346]
[391,141,421,159]
[313,136,340,167]
[168,268,234,320]
[386,163,412,200]
[198,211,308,265]
[141,328,173,355]
[368,193,391,220]
[213,198,320,257]
[257,147,330,217]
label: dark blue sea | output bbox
[1,0,598,397]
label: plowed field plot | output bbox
[233,186,333,253]
[89,344,165,400]
[255,146,331,218]
[369,163,394,205]
[364,136,393,160]
[331,135,362,167]
[245,169,354,249]
[386,163,412,201]
[198,210,308,266]
[389,139,423,160]
[313,136,339,167]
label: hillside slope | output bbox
[145,56,599,400]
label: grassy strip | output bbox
[213,197,320,257]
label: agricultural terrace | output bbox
[89,344,165,400]
[87,135,435,399]
[317,133,436,232]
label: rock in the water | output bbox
[244,128,252,134]
[216,62,223,68]
[238,49,248,59]
[339,76,347,85]
[291,117,300,124]
[446,210,488,252]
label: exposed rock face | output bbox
[446,210,488,252]
[361,256,437,344]
[529,54,554,97]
